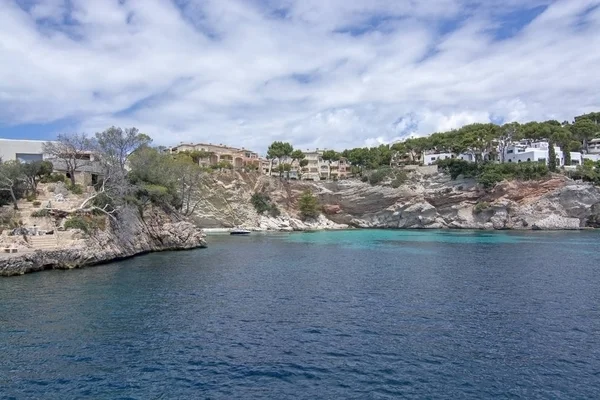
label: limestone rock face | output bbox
[189,171,600,232]
[0,208,206,277]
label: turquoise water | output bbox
[1,230,600,398]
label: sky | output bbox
[0,0,599,153]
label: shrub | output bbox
[41,173,66,183]
[437,158,479,180]
[269,204,281,217]
[474,201,490,213]
[67,184,84,195]
[32,201,42,207]
[390,170,408,188]
[361,175,369,182]
[368,167,392,185]
[31,209,50,218]
[64,215,106,234]
[26,194,37,202]
[64,216,89,232]
[298,190,320,220]
[47,185,56,193]
[251,193,272,214]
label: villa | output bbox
[412,140,583,168]
[503,141,582,167]
[168,142,262,170]
[269,148,349,180]
[0,138,103,185]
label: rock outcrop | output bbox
[0,207,206,277]
[189,171,600,232]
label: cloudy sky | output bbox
[1,0,599,153]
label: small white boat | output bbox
[230,228,251,235]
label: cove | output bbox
[1,230,600,399]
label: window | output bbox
[16,153,43,163]
[431,157,436,161]
[507,149,514,154]
[527,158,531,162]
[508,159,512,162]
[518,149,525,153]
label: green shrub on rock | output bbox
[298,190,320,220]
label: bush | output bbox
[67,184,84,195]
[361,175,369,182]
[437,158,479,180]
[390,170,408,188]
[298,190,320,220]
[64,215,106,234]
[138,184,173,205]
[368,167,392,185]
[32,201,42,207]
[26,194,37,202]
[64,216,89,232]
[31,209,50,218]
[269,204,281,217]
[474,201,490,213]
[251,193,272,214]
[41,173,66,183]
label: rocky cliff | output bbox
[0,207,206,277]
[192,171,600,231]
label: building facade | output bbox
[268,149,349,180]
[168,142,262,170]
[414,140,583,168]
[503,141,582,166]
[0,138,103,185]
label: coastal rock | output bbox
[187,171,600,232]
[531,215,581,230]
[0,207,206,277]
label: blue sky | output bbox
[0,0,599,152]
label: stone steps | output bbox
[27,236,61,249]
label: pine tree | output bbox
[548,141,557,172]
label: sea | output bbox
[1,230,600,399]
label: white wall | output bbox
[0,139,49,162]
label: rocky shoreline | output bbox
[193,172,600,232]
[4,172,600,277]
[0,209,206,277]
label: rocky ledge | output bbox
[0,208,207,277]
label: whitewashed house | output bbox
[503,141,582,167]
[423,152,474,165]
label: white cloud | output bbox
[0,0,599,154]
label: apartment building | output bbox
[270,149,349,180]
[169,142,262,170]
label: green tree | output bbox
[96,126,152,176]
[0,161,25,210]
[548,141,557,172]
[298,159,309,179]
[298,190,320,220]
[321,150,340,180]
[267,141,293,177]
[571,118,599,152]
[22,160,53,194]
[43,133,95,186]
[290,149,305,179]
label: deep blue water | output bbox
[2,230,600,399]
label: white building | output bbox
[0,138,103,185]
[423,152,474,165]
[270,149,349,180]
[503,141,582,167]
[587,138,600,154]
[0,138,50,163]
